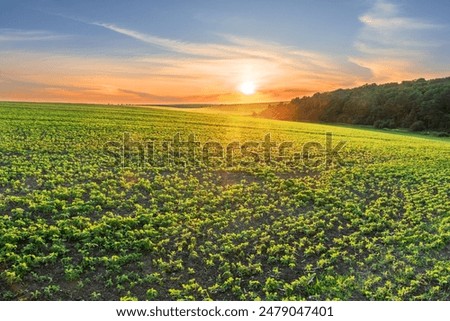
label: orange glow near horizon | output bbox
[1,43,448,105]
[0,53,306,104]
[2,63,445,105]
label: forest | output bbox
[258,77,450,133]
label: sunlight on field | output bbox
[0,102,449,301]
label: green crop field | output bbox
[0,101,449,301]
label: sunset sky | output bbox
[1,0,449,104]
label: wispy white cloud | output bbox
[350,0,447,82]
[1,17,373,104]
[0,18,379,104]
[359,5,440,31]
[93,21,369,89]
[95,21,344,75]
[359,15,438,30]
[0,29,66,42]
[93,22,244,58]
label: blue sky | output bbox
[1,0,449,103]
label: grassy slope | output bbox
[0,102,449,300]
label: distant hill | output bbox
[137,102,278,116]
[258,77,450,133]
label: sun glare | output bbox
[239,81,256,95]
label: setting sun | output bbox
[239,81,256,95]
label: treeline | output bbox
[258,77,450,133]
